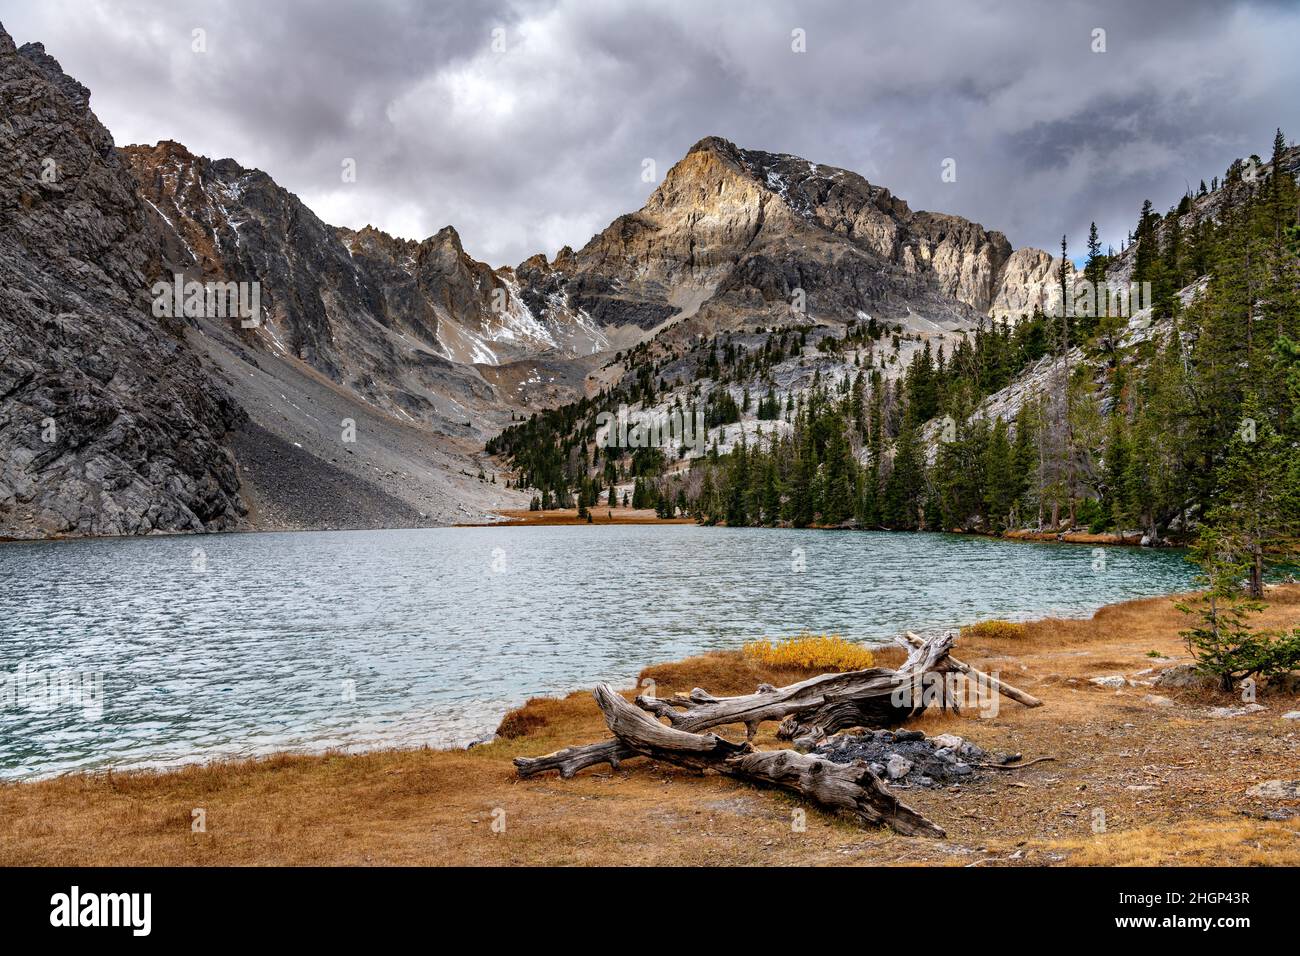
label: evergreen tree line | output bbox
[645,132,1300,565]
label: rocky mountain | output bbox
[2,21,1085,539]
[0,24,528,538]
[127,131,1065,427]
[124,141,565,428]
[490,124,1300,535]
[0,31,246,537]
[534,136,1060,341]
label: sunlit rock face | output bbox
[547,136,1049,337]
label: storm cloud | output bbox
[4,0,1298,266]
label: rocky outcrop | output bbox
[910,212,1014,314]
[0,26,246,538]
[123,143,500,408]
[545,136,1033,336]
[121,140,607,439]
[989,247,1074,321]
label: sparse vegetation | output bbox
[1176,527,1300,690]
[741,633,875,671]
[960,619,1027,641]
[495,703,548,739]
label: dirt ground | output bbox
[2,588,1297,866]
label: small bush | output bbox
[960,619,1027,641]
[741,633,875,671]
[1177,527,1300,691]
[495,707,547,739]
[1076,497,1110,534]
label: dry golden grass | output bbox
[1,586,1297,866]
[1042,813,1300,866]
[960,619,1027,641]
[742,633,875,671]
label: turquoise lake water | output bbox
[0,525,1195,779]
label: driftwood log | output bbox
[514,630,1048,836]
[516,629,1040,780]
[902,631,1043,708]
[515,633,947,779]
[592,684,945,837]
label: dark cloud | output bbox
[3,0,1297,265]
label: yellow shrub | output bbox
[960,619,1027,641]
[741,633,875,671]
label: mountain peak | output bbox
[123,139,198,162]
[426,224,464,254]
[686,135,741,159]
[668,136,869,207]
[16,37,92,112]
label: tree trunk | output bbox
[592,684,945,837]
[517,631,1042,779]
[516,633,953,778]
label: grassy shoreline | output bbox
[2,588,1297,866]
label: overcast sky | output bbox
[3,0,1298,266]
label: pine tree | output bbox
[1102,397,1132,530]
[821,423,857,525]
[1176,525,1300,690]
[1010,405,1037,527]
[1080,221,1105,337]
[1205,397,1296,598]
[787,415,816,528]
[882,419,925,529]
[1132,199,1159,286]
[725,437,750,526]
[1153,210,1183,318]
[983,417,1016,531]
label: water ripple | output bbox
[0,527,1193,779]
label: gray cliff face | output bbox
[0,27,246,538]
[122,140,603,436]
[989,247,1073,321]
[124,143,494,422]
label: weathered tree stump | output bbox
[516,630,990,779]
[592,684,945,837]
[514,630,1046,836]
